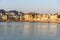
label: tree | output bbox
[57,15,60,18]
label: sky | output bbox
[0,0,60,13]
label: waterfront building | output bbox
[23,13,33,21]
[40,14,49,22]
[0,13,3,21]
[0,13,3,16]
[37,14,41,21]
[18,11,24,21]
[0,9,60,22]
[7,10,18,22]
[49,14,57,23]
[0,9,6,21]
[2,15,7,21]
[57,12,60,23]
[33,13,41,22]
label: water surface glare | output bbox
[0,22,60,40]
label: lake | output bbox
[0,22,60,40]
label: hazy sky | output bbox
[0,0,60,13]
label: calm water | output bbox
[0,22,60,40]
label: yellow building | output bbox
[23,14,33,21]
[33,14,41,22]
[49,14,57,23]
[2,15,7,21]
[0,13,3,16]
[57,13,60,23]
[40,14,49,22]
[37,15,41,21]
[0,13,3,21]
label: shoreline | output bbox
[0,21,60,23]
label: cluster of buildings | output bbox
[0,9,60,23]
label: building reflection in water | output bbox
[23,23,59,40]
[49,23,57,37]
[0,22,60,40]
[0,22,7,35]
[57,23,60,37]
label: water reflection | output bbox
[0,22,60,40]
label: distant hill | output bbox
[0,9,6,14]
[9,10,18,15]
